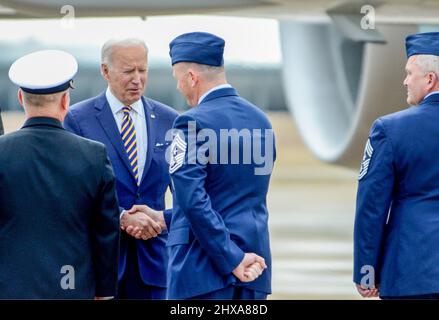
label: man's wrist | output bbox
[156,210,166,229]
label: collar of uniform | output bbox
[420,91,439,106]
[198,84,232,105]
[105,87,144,118]
[22,117,63,129]
[199,86,238,105]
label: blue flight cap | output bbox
[169,32,225,66]
[406,32,439,58]
[9,49,78,94]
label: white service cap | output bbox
[8,49,78,94]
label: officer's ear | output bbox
[427,71,439,89]
[17,89,24,107]
[187,68,198,88]
[60,91,70,111]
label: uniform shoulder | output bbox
[243,98,273,127]
[375,106,419,128]
[171,108,205,132]
[144,97,179,120]
[63,129,105,147]
[60,131,109,173]
[0,129,24,143]
[174,106,201,122]
[0,127,106,157]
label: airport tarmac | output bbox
[1,111,361,300]
[266,112,359,299]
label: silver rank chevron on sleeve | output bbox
[169,132,187,174]
[358,138,374,180]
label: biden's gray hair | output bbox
[414,54,439,80]
[101,38,149,67]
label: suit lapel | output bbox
[139,97,157,185]
[95,93,137,182]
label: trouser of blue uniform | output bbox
[189,286,267,300]
[116,238,166,299]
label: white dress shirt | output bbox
[198,83,232,105]
[106,87,147,182]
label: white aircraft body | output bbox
[0,0,436,168]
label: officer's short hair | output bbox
[414,54,439,80]
[181,62,225,81]
[22,90,66,108]
[101,38,149,67]
[191,63,224,73]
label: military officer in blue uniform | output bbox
[0,50,120,299]
[354,32,439,299]
[165,32,275,299]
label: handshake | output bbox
[120,205,165,240]
[121,205,267,283]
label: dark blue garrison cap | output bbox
[406,32,439,58]
[169,32,225,66]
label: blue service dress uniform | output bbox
[0,117,120,298]
[354,92,439,297]
[166,87,276,299]
[1,49,120,299]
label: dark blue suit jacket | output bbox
[354,93,439,297]
[0,117,120,298]
[64,92,178,288]
[167,87,275,299]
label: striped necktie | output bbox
[120,106,139,183]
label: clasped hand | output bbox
[120,205,166,240]
[355,284,379,298]
[232,253,267,283]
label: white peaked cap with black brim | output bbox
[8,49,78,94]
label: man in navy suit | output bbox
[0,49,120,299]
[132,32,275,299]
[64,39,178,299]
[354,32,439,299]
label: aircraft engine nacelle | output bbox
[279,22,417,169]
